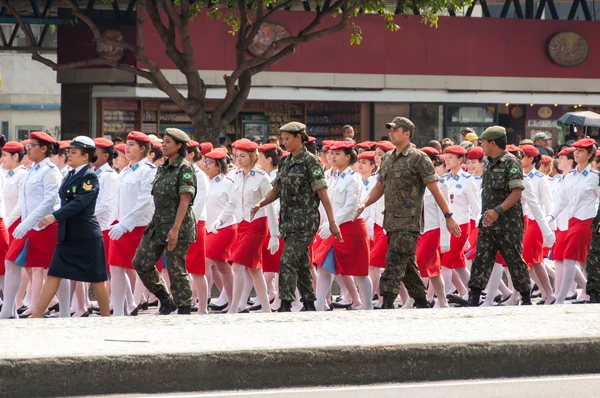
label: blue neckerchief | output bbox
[35,164,41,171]
[215,176,221,182]
[131,163,140,172]
[250,170,256,176]
[363,179,369,186]
[8,170,14,177]
[95,169,103,175]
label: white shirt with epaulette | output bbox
[207,173,236,229]
[551,165,600,223]
[523,169,553,220]
[327,166,362,226]
[442,170,482,226]
[95,162,118,231]
[20,157,62,232]
[4,165,27,228]
[115,160,156,231]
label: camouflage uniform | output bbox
[585,208,600,302]
[378,143,438,300]
[467,151,531,294]
[132,155,197,307]
[274,145,327,302]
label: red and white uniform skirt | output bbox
[108,226,145,269]
[230,218,268,269]
[205,224,237,262]
[562,217,594,262]
[522,218,543,266]
[313,219,370,276]
[0,219,10,275]
[369,224,388,268]
[441,222,470,269]
[416,228,442,278]
[551,229,568,262]
[186,221,207,275]
[466,219,478,261]
[7,217,21,246]
[6,223,58,268]
[262,230,284,273]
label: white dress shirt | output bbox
[523,169,553,220]
[521,175,553,239]
[19,157,62,232]
[115,160,156,231]
[442,170,482,226]
[550,165,600,222]
[4,166,27,228]
[265,169,280,216]
[230,167,279,237]
[547,174,563,231]
[360,173,379,238]
[192,164,209,222]
[423,177,450,249]
[94,162,118,231]
[207,173,237,229]
[327,166,362,225]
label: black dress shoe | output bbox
[208,302,228,311]
[565,293,578,301]
[191,306,199,312]
[17,306,28,315]
[129,308,139,316]
[329,301,353,310]
[448,294,469,307]
[248,304,263,311]
[88,306,99,314]
[372,294,379,301]
[148,300,159,307]
[19,312,32,319]
[346,306,358,311]
[47,303,59,313]
[572,299,588,304]
[537,300,546,305]
[139,302,149,311]
[218,308,249,314]
[335,296,344,302]
[73,312,89,318]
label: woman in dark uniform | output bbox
[32,136,110,318]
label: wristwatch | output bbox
[444,212,453,219]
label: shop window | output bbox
[445,105,496,144]
[15,125,44,141]
[410,104,441,147]
[1,122,8,138]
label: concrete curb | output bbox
[2,338,600,397]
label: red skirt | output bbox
[552,229,568,261]
[6,223,58,268]
[0,219,9,275]
[186,221,207,275]
[262,230,284,273]
[416,228,441,278]
[230,218,268,269]
[522,219,543,266]
[206,224,237,262]
[466,219,478,261]
[108,226,145,269]
[562,218,594,262]
[313,219,370,276]
[370,224,388,268]
[441,222,470,269]
[7,217,21,246]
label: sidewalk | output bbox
[1,305,600,397]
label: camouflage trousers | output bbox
[379,232,426,300]
[132,236,192,307]
[279,233,316,302]
[468,228,530,293]
[585,230,600,300]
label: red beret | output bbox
[151,141,162,150]
[30,131,56,144]
[357,151,376,160]
[330,141,355,151]
[541,155,553,165]
[596,149,600,157]
[186,140,199,149]
[127,131,150,143]
[232,138,252,149]
[356,141,377,150]
[573,138,597,149]
[59,140,71,150]
[115,143,126,153]
[93,138,114,148]
[467,146,484,160]
[281,151,290,157]
[235,140,259,152]
[2,141,24,153]
[420,146,439,156]
[20,139,30,146]
[205,150,226,160]
[444,145,467,156]
[506,144,521,153]
[519,144,539,157]
[200,142,213,155]
[557,147,575,157]
[376,141,394,152]
[307,136,316,143]
[214,147,229,154]
[259,143,278,153]
[322,140,335,150]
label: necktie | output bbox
[67,170,75,179]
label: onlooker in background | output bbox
[342,125,355,140]
[461,128,475,141]
[427,140,442,152]
[465,132,479,146]
[533,132,551,156]
[520,139,534,146]
[268,136,280,146]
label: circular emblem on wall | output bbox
[248,22,290,57]
[538,106,552,119]
[96,29,126,61]
[511,106,524,119]
[547,31,588,67]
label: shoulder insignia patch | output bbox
[82,181,92,191]
[312,169,323,178]
[509,166,520,175]
[182,172,193,181]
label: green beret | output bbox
[164,128,190,143]
[280,122,306,133]
[480,126,506,141]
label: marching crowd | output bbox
[0,116,599,319]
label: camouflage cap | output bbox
[533,132,550,141]
[480,126,506,141]
[164,128,190,143]
[519,138,534,145]
[280,122,306,133]
[385,117,415,132]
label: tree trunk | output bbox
[189,112,221,146]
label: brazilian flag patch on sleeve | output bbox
[509,166,519,175]
[182,172,193,180]
[312,169,323,178]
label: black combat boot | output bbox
[154,288,177,315]
[301,301,316,311]
[380,295,396,309]
[589,295,600,304]
[467,289,481,307]
[177,306,191,315]
[414,297,431,309]
[278,300,292,312]
[520,291,532,305]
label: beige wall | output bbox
[374,103,410,141]
[0,110,61,141]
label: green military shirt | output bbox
[148,155,197,243]
[378,144,438,233]
[479,150,525,231]
[274,146,327,238]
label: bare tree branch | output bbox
[156,0,182,29]
[145,0,186,70]
[178,0,206,110]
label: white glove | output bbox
[546,215,554,225]
[268,236,280,255]
[108,223,128,240]
[440,244,450,254]
[366,220,375,241]
[318,225,332,240]
[12,224,28,240]
[543,232,556,248]
[208,220,221,234]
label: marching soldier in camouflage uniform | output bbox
[132,128,197,315]
[357,117,461,309]
[467,126,532,306]
[585,210,600,303]
[251,122,342,312]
